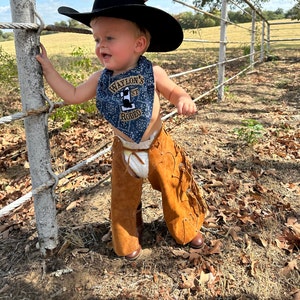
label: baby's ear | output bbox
[136,36,148,53]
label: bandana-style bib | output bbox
[96,56,154,143]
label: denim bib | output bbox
[96,56,154,143]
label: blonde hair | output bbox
[135,24,151,53]
[90,16,151,53]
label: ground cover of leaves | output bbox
[0,49,299,299]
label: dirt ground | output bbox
[0,49,299,299]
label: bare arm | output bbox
[36,44,100,104]
[154,65,196,116]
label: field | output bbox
[1,19,300,56]
[0,22,299,299]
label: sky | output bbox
[0,0,297,25]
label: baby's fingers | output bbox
[37,43,47,57]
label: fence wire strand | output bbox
[0,22,92,34]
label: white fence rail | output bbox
[266,21,300,51]
[1,0,293,255]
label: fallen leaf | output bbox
[280,259,298,276]
[205,179,224,188]
[199,271,214,284]
[66,201,78,211]
[228,226,242,241]
[228,167,242,174]
[66,197,84,211]
[293,290,300,300]
[208,239,223,255]
[204,216,219,228]
[1,229,10,239]
[285,218,300,238]
[0,224,10,233]
[275,235,294,253]
[102,229,112,242]
[199,125,209,134]
[253,183,268,194]
[244,234,252,250]
[240,252,251,265]
[250,260,259,277]
[250,234,268,248]
[171,249,190,258]
[180,268,196,289]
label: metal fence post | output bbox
[218,0,228,101]
[10,0,58,256]
[250,10,256,68]
[260,20,265,62]
[267,23,270,53]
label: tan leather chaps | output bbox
[110,127,208,256]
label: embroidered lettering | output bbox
[120,109,142,121]
[109,75,145,94]
[131,88,139,97]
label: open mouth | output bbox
[101,53,112,60]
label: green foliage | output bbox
[263,9,285,20]
[175,11,219,29]
[0,46,18,88]
[0,30,14,42]
[61,47,92,85]
[174,4,289,29]
[287,1,300,20]
[51,47,97,129]
[233,119,265,145]
[193,0,273,10]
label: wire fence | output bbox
[0,0,297,253]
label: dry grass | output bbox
[1,19,300,57]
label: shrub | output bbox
[0,46,18,89]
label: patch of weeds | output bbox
[0,46,18,88]
[233,119,265,145]
[51,47,97,129]
[275,80,290,89]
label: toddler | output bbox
[36,0,208,260]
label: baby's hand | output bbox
[176,98,197,116]
[36,43,53,72]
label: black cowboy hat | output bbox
[58,0,183,52]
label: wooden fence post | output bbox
[10,0,58,256]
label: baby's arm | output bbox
[36,44,100,104]
[154,65,196,116]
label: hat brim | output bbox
[58,5,183,52]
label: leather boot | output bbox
[190,232,205,249]
[125,245,142,260]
